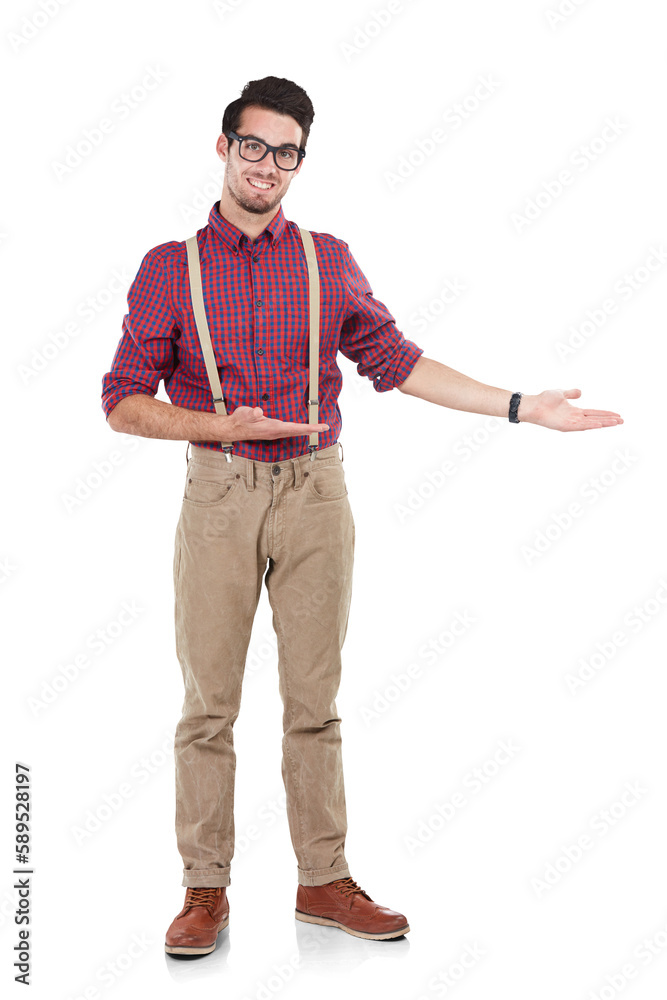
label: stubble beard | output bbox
[228,169,284,216]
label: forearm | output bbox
[106,393,230,441]
[397,356,537,421]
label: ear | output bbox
[216,132,229,163]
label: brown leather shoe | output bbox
[165,886,229,955]
[295,877,410,940]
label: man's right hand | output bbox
[105,394,329,444]
[225,405,328,441]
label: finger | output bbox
[562,388,582,398]
[281,422,329,434]
[581,409,623,418]
[572,418,623,430]
[288,422,329,430]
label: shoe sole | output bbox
[164,915,229,955]
[295,908,409,940]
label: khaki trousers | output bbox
[173,441,355,888]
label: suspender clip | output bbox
[222,446,233,463]
[308,445,318,461]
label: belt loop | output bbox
[292,457,302,490]
[246,458,254,491]
[185,441,191,465]
[338,440,344,463]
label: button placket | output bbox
[248,239,267,414]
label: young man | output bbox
[101,76,623,957]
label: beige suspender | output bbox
[185,228,321,463]
[185,236,233,457]
[298,227,321,457]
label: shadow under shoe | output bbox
[165,886,230,956]
[295,877,410,940]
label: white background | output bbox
[3,0,666,997]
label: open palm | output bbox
[527,388,623,431]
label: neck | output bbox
[218,189,278,242]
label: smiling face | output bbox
[217,105,304,222]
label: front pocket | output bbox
[305,462,348,501]
[183,474,239,507]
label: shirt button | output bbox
[257,348,264,355]
[262,393,269,400]
[256,299,263,307]
[253,255,260,262]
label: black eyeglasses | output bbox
[227,131,306,171]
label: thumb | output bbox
[562,388,582,399]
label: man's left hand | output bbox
[518,388,623,431]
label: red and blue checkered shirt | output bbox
[101,200,424,461]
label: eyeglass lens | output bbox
[238,138,300,170]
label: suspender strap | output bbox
[185,229,321,462]
[298,227,321,459]
[185,235,234,459]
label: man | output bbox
[101,76,623,957]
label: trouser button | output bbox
[271,464,281,474]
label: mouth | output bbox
[246,177,275,191]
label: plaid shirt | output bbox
[101,200,424,461]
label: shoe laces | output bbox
[329,877,368,898]
[185,886,221,913]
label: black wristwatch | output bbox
[509,392,522,423]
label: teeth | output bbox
[248,178,272,189]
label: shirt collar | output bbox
[207,200,287,252]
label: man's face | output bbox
[217,106,304,216]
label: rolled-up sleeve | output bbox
[338,243,423,392]
[101,248,178,419]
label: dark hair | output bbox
[222,76,314,150]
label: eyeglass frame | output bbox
[226,130,306,171]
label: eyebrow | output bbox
[244,134,299,150]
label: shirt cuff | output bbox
[372,340,424,392]
[102,386,154,419]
